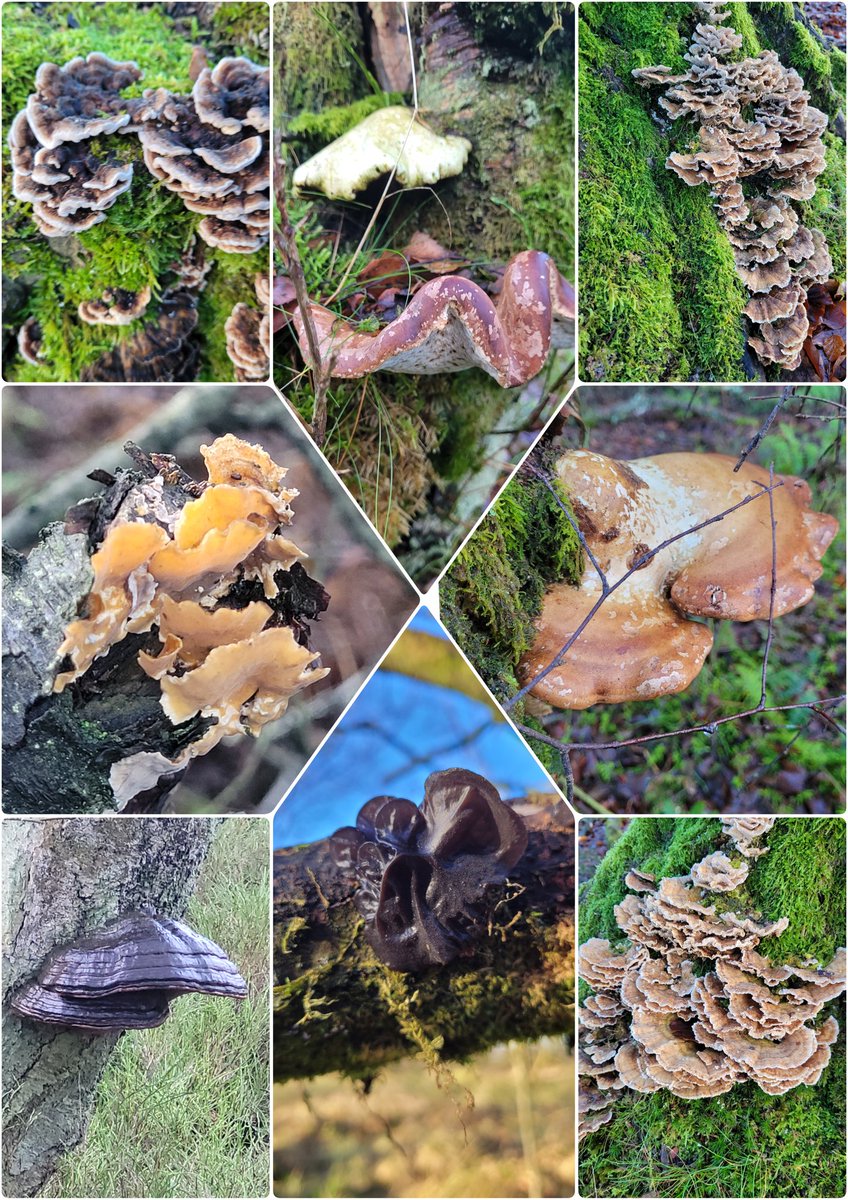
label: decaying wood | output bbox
[273,801,574,1081]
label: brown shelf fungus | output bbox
[518,450,837,708]
[293,250,576,388]
[11,910,247,1032]
[632,8,834,368]
[78,286,152,327]
[329,768,528,972]
[292,105,471,201]
[50,435,329,806]
[578,823,846,1134]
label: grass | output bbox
[578,817,847,1198]
[578,1,847,382]
[47,820,270,1199]
[1,1,267,383]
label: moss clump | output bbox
[516,72,576,279]
[579,817,846,1198]
[275,1,367,118]
[1,1,267,383]
[440,452,584,702]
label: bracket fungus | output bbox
[292,105,472,201]
[11,910,247,1031]
[293,250,576,388]
[329,767,528,972]
[80,290,199,382]
[225,275,270,380]
[578,822,846,1137]
[632,6,834,368]
[518,449,837,708]
[50,435,329,805]
[78,286,152,327]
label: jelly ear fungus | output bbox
[10,911,247,1031]
[330,767,528,972]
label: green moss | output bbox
[275,1,368,119]
[288,92,405,146]
[580,817,847,1198]
[516,73,576,279]
[440,453,584,701]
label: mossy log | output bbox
[1,817,218,1198]
[274,802,575,1081]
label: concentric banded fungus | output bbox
[578,822,846,1131]
[225,290,270,381]
[292,105,472,200]
[17,317,45,366]
[722,816,777,856]
[80,291,199,382]
[136,58,270,254]
[51,435,328,802]
[11,911,246,1032]
[518,450,837,708]
[293,250,576,388]
[78,286,152,326]
[329,768,527,971]
[690,851,749,891]
[632,10,833,368]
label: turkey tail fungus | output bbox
[10,910,247,1032]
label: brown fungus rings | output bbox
[330,768,528,972]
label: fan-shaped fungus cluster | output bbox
[632,3,833,368]
[330,768,528,971]
[518,450,837,708]
[578,821,846,1138]
[53,435,329,804]
[11,911,247,1031]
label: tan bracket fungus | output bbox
[632,5,834,368]
[52,435,328,805]
[78,286,152,326]
[293,250,576,388]
[225,275,271,381]
[578,822,846,1137]
[518,450,837,708]
[292,105,472,201]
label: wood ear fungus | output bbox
[329,767,528,972]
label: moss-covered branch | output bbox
[273,802,575,1081]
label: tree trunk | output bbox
[1,817,219,1197]
[273,802,574,1081]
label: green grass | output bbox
[578,1,847,382]
[2,2,268,383]
[48,820,270,1199]
[579,817,847,1198]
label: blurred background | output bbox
[2,384,418,813]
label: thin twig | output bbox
[733,386,793,471]
[273,136,334,445]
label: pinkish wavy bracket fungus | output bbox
[80,291,199,382]
[518,450,838,708]
[78,286,152,327]
[136,57,270,254]
[11,911,246,1032]
[293,250,576,388]
[50,435,329,806]
[329,768,528,972]
[721,816,777,857]
[292,105,472,201]
[578,824,846,1136]
[632,6,833,369]
[9,55,142,237]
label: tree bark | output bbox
[1,817,220,1197]
[273,801,574,1082]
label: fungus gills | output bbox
[293,250,576,388]
[11,910,247,1031]
[329,767,528,972]
[519,450,837,708]
[632,3,833,369]
[578,822,846,1138]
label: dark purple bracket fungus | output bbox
[10,911,247,1032]
[293,250,576,388]
[329,767,528,972]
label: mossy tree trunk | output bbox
[1,818,219,1198]
[274,802,574,1082]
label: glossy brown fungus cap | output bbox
[329,768,528,972]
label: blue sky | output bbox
[273,609,553,847]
